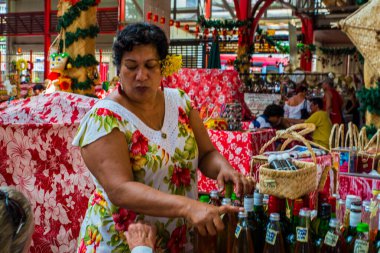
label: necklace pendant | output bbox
[161,132,167,139]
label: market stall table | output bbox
[339,173,380,201]
[0,92,275,252]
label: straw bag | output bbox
[357,129,380,173]
[258,130,318,200]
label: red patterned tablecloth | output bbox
[198,129,276,193]
[339,174,380,201]
[0,92,274,252]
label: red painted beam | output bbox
[118,0,125,30]
[44,0,51,80]
[233,0,240,19]
[249,0,275,44]
[300,17,313,71]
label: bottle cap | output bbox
[332,193,340,200]
[373,189,380,197]
[210,190,219,198]
[238,211,248,218]
[320,203,332,218]
[346,195,360,209]
[281,153,291,159]
[221,198,231,206]
[362,200,370,208]
[254,191,264,206]
[338,199,345,205]
[329,218,339,228]
[231,192,238,201]
[299,208,311,217]
[376,193,380,200]
[356,222,369,233]
[199,195,210,203]
[350,201,362,211]
[269,213,280,221]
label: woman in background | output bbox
[284,84,310,119]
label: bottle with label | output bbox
[209,190,221,207]
[362,201,371,226]
[216,198,234,253]
[253,191,267,253]
[315,203,332,251]
[344,195,361,229]
[345,201,362,252]
[196,195,217,253]
[268,196,290,238]
[369,190,380,242]
[244,195,260,253]
[295,208,315,253]
[263,213,286,253]
[232,211,255,253]
[337,199,345,226]
[287,199,304,253]
[320,218,347,253]
[353,223,370,253]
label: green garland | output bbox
[60,25,100,49]
[357,82,380,114]
[71,78,93,90]
[319,47,357,56]
[57,0,100,30]
[198,15,251,30]
[68,54,99,68]
[365,124,377,140]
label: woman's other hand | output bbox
[186,201,243,236]
[216,168,255,197]
[125,223,157,250]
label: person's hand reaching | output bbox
[125,223,156,251]
[216,167,255,197]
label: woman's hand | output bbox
[125,222,156,250]
[216,167,255,197]
[185,201,243,236]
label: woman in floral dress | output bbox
[72,23,253,253]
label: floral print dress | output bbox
[72,88,199,253]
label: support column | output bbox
[205,0,212,19]
[300,17,313,72]
[118,0,125,30]
[44,0,51,80]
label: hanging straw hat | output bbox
[337,0,380,76]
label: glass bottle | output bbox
[217,198,234,253]
[287,198,304,253]
[353,223,370,253]
[344,195,361,229]
[315,203,332,251]
[337,199,345,226]
[263,213,286,253]
[345,201,362,252]
[232,211,255,253]
[369,190,380,242]
[321,218,347,253]
[263,194,270,214]
[372,216,380,253]
[253,191,267,253]
[328,196,337,219]
[196,195,217,253]
[268,196,290,238]
[209,190,221,207]
[244,195,260,253]
[362,201,371,226]
[295,208,315,253]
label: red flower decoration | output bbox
[78,239,86,253]
[112,208,137,232]
[167,225,187,253]
[171,165,191,187]
[96,108,122,121]
[178,107,189,125]
[131,130,149,156]
[91,191,104,206]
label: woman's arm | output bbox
[81,129,241,235]
[189,109,253,195]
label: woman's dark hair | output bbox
[263,104,284,117]
[112,23,169,71]
[33,84,44,92]
[295,84,307,94]
[310,97,323,109]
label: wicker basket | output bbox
[338,0,380,76]
[258,130,318,199]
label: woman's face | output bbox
[119,44,162,103]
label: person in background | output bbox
[249,103,285,129]
[284,84,310,119]
[286,97,332,149]
[345,88,360,127]
[33,84,45,95]
[322,77,344,124]
[0,187,34,253]
[125,223,156,253]
[72,23,252,252]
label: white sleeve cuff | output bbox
[131,246,153,253]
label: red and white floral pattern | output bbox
[339,174,380,201]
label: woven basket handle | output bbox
[345,122,359,148]
[317,164,339,194]
[329,124,339,150]
[281,123,316,150]
[364,129,380,152]
[259,130,317,164]
[358,127,368,151]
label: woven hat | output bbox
[338,0,380,76]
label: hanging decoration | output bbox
[198,15,251,30]
[357,81,380,115]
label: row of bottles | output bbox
[196,189,380,253]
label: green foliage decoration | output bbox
[57,0,100,30]
[71,78,93,90]
[60,25,100,49]
[68,54,99,68]
[357,82,380,115]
